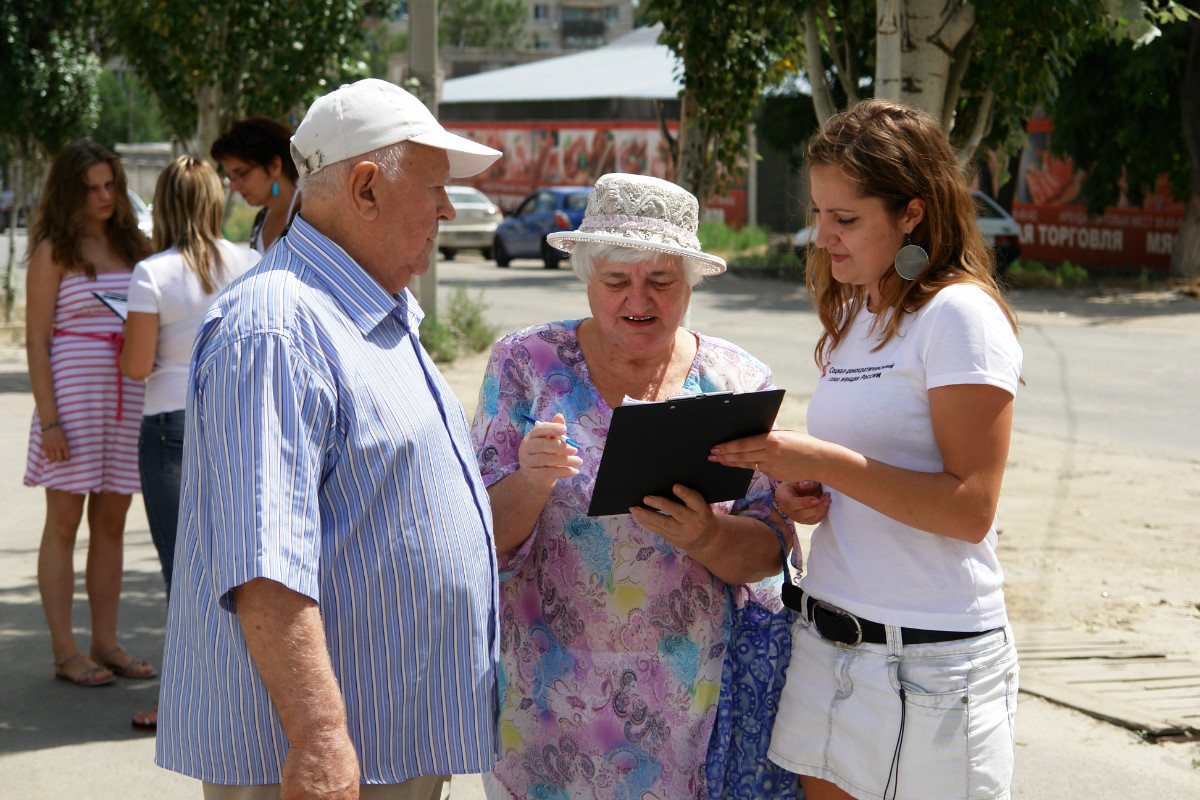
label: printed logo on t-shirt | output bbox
[822,362,895,383]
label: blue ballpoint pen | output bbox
[521,413,581,449]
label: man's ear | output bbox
[348,161,381,221]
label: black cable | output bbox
[883,686,906,800]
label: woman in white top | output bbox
[122,156,260,596]
[120,155,258,731]
[713,99,1023,800]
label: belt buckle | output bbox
[814,599,863,647]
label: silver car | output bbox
[440,186,503,260]
[793,189,1022,269]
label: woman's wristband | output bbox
[40,420,62,432]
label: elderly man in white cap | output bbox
[155,79,503,800]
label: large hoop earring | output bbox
[271,181,280,198]
[894,235,929,281]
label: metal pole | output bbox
[409,0,440,323]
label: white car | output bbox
[793,190,1021,269]
[439,186,504,260]
[128,188,154,239]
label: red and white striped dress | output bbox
[24,270,144,494]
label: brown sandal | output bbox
[54,651,115,687]
[92,646,157,679]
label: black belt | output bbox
[783,586,995,647]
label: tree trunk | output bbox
[1171,19,1200,280]
[876,0,903,101]
[194,83,225,164]
[674,91,714,216]
[877,0,975,125]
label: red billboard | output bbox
[443,120,746,226]
[1013,119,1184,272]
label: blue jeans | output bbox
[138,410,185,596]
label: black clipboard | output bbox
[587,389,785,516]
[92,290,128,321]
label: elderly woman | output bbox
[470,174,821,800]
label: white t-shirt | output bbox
[127,240,260,415]
[800,283,1023,632]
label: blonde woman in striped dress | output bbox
[24,139,155,687]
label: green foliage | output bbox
[780,1,1113,165]
[1048,12,1193,216]
[102,0,389,152]
[960,0,1107,157]
[92,67,167,150]
[1005,259,1091,289]
[0,0,103,157]
[698,221,771,254]
[640,0,804,208]
[423,285,497,363]
[364,18,408,79]
[221,199,259,245]
[441,0,526,48]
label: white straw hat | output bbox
[291,78,501,179]
[546,173,726,275]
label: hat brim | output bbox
[409,129,501,178]
[546,230,727,276]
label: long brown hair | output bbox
[804,99,1017,367]
[28,139,151,277]
[152,156,227,294]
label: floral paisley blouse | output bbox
[470,320,784,800]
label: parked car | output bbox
[971,190,1022,270]
[492,186,592,269]
[792,189,1022,272]
[128,188,154,239]
[439,185,503,260]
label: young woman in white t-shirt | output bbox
[119,156,259,730]
[713,99,1023,800]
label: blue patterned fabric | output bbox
[706,552,800,800]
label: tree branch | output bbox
[957,86,995,167]
[805,6,839,120]
[817,0,861,103]
[942,25,979,133]
[927,0,976,56]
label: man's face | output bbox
[375,144,455,288]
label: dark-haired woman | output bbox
[714,99,1024,800]
[210,115,300,253]
[25,139,155,687]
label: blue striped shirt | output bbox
[155,217,499,784]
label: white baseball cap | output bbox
[290,78,501,179]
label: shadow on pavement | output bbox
[0,370,31,394]
[0,567,168,755]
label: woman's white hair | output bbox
[570,241,703,287]
[298,140,412,201]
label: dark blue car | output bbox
[492,186,592,269]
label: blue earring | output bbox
[271,181,280,197]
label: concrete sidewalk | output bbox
[0,331,485,798]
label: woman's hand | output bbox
[41,425,70,462]
[709,430,826,483]
[630,483,719,554]
[776,480,830,526]
[489,412,583,556]
[516,413,582,492]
